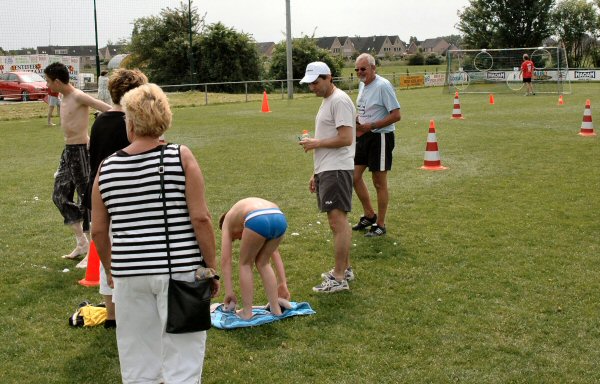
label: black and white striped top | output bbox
[98,144,204,277]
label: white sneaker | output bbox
[320,267,355,282]
[312,276,349,293]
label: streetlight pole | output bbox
[285,0,293,99]
[188,0,195,82]
[93,0,101,79]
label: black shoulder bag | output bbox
[159,145,212,333]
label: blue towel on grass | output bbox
[210,301,315,330]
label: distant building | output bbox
[8,48,37,55]
[22,45,129,69]
[420,38,451,55]
[406,41,420,55]
[99,45,127,62]
[315,35,407,58]
[38,45,98,68]
[256,42,275,58]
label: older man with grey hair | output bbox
[352,53,401,237]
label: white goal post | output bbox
[444,46,571,94]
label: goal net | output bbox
[444,46,571,94]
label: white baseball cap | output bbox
[299,62,331,84]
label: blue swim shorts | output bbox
[244,208,288,240]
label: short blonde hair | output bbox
[121,83,172,138]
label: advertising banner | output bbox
[399,74,424,87]
[0,54,81,85]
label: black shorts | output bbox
[354,131,395,171]
[314,170,353,213]
[523,77,532,83]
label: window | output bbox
[55,49,68,55]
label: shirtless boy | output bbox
[44,62,111,259]
[219,198,289,319]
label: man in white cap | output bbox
[298,62,356,293]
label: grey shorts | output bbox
[314,170,353,213]
[48,95,60,107]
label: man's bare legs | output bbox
[353,165,376,220]
[371,171,389,228]
[327,208,351,281]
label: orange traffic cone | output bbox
[578,99,595,136]
[261,90,271,113]
[558,95,564,105]
[420,120,448,171]
[451,91,464,119]
[79,240,100,287]
[489,93,495,105]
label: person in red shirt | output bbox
[520,54,535,96]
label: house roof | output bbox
[421,38,448,49]
[256,42,275,56]
[37,45,97,56]
[316,36,339,50]
[352,36,389,53]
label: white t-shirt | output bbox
[313,88,356,174]
[356,75,400,133]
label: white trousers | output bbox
[113,272,206,384]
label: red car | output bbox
[0,71,48,101]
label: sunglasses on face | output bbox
[354,67,368,72]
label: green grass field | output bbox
[0,84,598,383]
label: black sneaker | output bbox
[365,224,386,237]
[352,214,377,231]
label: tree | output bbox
[407,52,425,65]
[269,36,343,83]
[457,0,555,48]
[127,2,203,84]
[127,2,262,87]
[196,22,262,91]
[442,34,463,47]
[551,0,600,67]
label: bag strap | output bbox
[158,145,173,278]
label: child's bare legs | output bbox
[255,238,284,317]
[271,249,290,300]
[237,230,283,319]
[48,105,55,125]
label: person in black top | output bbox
[81,68,148,327]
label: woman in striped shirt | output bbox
[91,83,218,384]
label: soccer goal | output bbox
[444,46,571,95]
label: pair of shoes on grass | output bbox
[320,266,355,282]
[352,214,387,237]
[314,266,355,293]
[313,275,349,293]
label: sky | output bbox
[0,0,471,50]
